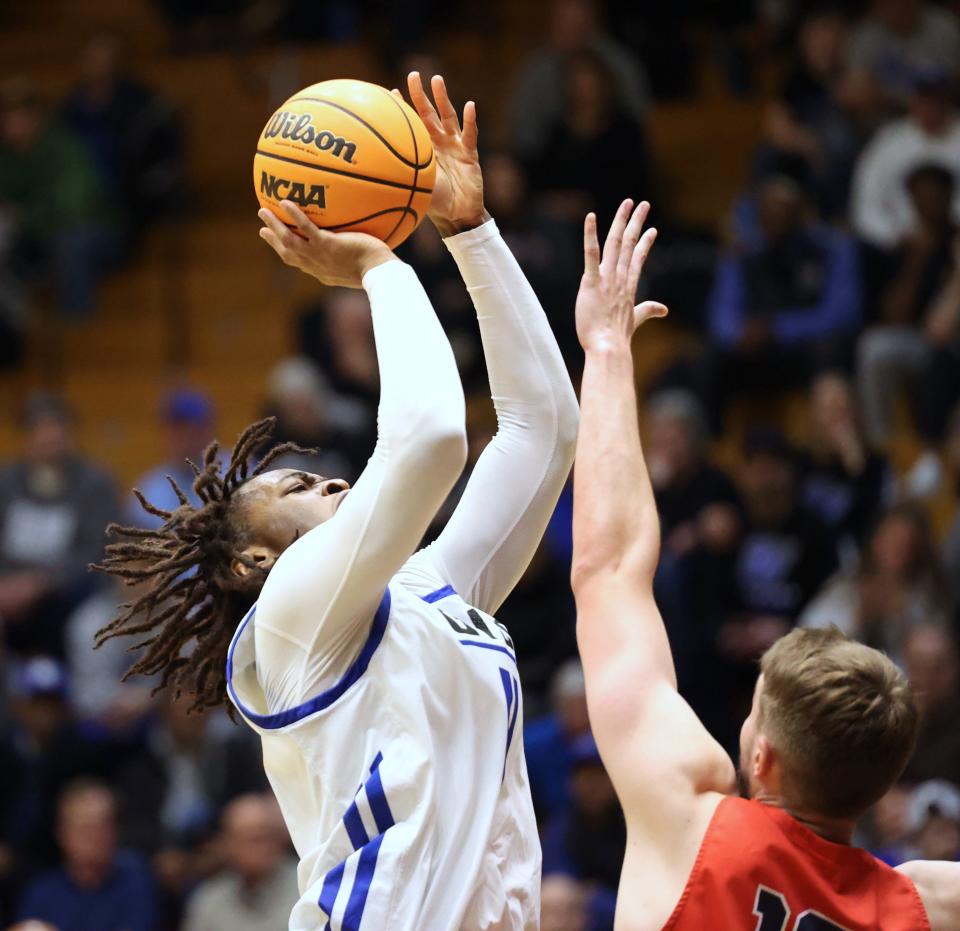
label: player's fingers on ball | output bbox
[280,200,317,241]
[260,206,294,241]
[431,74,461,135]
[583,213,601,278]
[600,198,633,272]
[462,101,479,152]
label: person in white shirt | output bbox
[851,72,960,249]
[94,72,578,930]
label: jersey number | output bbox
[753,886,851,931]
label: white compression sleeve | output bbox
[399,219,579,615]
[253,260,467,709]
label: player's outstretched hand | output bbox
[400,72,485,237]
[575,199,668,353]
[258,201,396,288]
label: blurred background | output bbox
[1,0,960,928]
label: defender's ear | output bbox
[230,546,277,580]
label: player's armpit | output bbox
[896,860,960,931]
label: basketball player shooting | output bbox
[570,200,960,931]
[95,73,578,930]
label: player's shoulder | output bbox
[896,861,957,931]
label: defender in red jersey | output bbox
[569,199,960,931]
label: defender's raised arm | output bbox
[570,203,734,928]
[571,201,670,674]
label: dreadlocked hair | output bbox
[93,416,316,712]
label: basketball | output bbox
[254,79,436,248]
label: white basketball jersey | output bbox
[226,577,541,931]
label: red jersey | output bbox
[663,797,930,931]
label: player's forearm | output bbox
[363,261,467,471]
[572,339,660,587]
[444,218,579,440]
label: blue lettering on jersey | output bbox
[319,752,395,930]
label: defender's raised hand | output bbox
[401,72,485,237]
[575,199,667,352]
[258,201,395,288]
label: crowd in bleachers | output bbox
[2,0,960,929]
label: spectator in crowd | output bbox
[0,203,27,370]
[647,389,741,558]
[62,32,182,238]
[902,625,960,787]
[64,580,153,730]
[0,658,105,906]
[261,356,371,480]
[944,408,960,601]
[481,153,581,364]
[116,690,266,858]
[395,220,483,387]
[540,874,589,931]
[181,794,297,931]
[540,872,616,931]
[16,780,156,931]
[759,7,858,219]
[704,176,861,431]
[862,783,914,864]
[496,542,578,709]
[850,69,960,251]
[541,735,626,894]
[127,389,216,527]
[0,80,120,316]
[0,394,120,657]
[857,165,958,446]
[800,503,952,663]
[525,660,591,820]
[798,371,893,557]
[298,287,379,413]
[842,0,960,124]
[115,690,266,927]
[906,780,960,862]
[526,48,652,233]
[644,389,742,720]
[722,431,838,666]
[908,236,960,494]
[508,0,649,161]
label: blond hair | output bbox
[759,627,918,819]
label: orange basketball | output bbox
[254,79,435,249]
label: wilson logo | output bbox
[263,111,357,163]
[260,172,326,208]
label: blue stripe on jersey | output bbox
[319,752,396,929]
[421,584,456,603]
[343,800,369,849]
[459,639,517,663]
[226,588,391,730]
[366,759,394,835]
[342,832,386,931]
[506,673,520,760]
[318,860,345,929]
[499,668,521,780]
